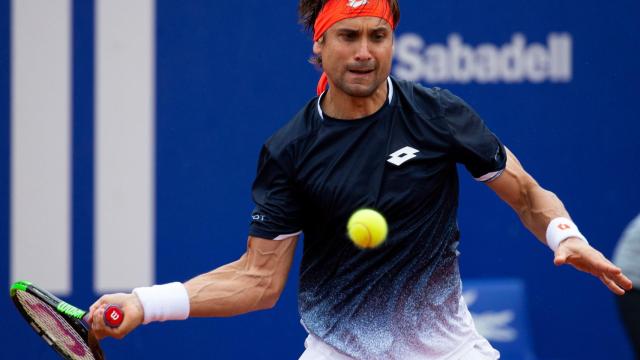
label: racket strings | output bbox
[16,291,95,360]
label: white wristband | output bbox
[132,282,190,324]
[546,217,588,252]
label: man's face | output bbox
[314,16,393,98]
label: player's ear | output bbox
[313,37,323,56]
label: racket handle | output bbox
[103,305,125,328]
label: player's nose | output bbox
[354,38,373,62]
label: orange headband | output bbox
[313,0,396,95]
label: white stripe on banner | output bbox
[95,0,155,291]
[10,0,72,294]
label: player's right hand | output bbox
[88,293,144,340]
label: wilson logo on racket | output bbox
[57,301,86,319]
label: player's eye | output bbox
[371,32,387,42]
[339,32,358,41]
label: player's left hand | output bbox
[554,237,633,295]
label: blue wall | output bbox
[1,0,639,359]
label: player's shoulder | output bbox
[391,77,469,119]
[263,97,322,156]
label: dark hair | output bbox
[298,0,400,66]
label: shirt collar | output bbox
[317,77,394,120]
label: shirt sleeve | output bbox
[439,89,507,182]
[248,144,304,240]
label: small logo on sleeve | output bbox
[252,214,266,222]
[387,146,420,166]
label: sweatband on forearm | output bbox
[132,282,190,324]
[546,217,588,252]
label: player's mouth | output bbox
[349,68,373,73]
[347,68,375,76]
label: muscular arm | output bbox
[486,148,632,294]
[485,147,568,245]
[89,235,298,339]
[185,235,298,317]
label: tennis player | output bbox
[89,1,633,359]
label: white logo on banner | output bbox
[10,0,155,295]
[394,32,573,84]
[348,0,368,8]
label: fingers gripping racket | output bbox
[10,281,124,360]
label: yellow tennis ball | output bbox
[347,209,388,249]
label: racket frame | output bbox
[10,280,105,360]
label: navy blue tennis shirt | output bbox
[249,77,506,359]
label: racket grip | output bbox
[103,305,125,328]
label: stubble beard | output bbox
[334,74,386,98]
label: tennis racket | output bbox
[10,280,124,360]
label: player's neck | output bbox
[321,81,388,120]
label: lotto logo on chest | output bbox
[387,146,420,166]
